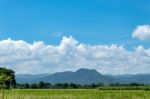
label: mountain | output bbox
[109,74,150,84]
[16,68,150,84]
[16,68,116,84]
[16,74,49,83]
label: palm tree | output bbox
[0,68,16,99]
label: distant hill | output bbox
[109,74,150,84]
[16,68,150,84]
[16,74,49,83]
[16,68,116,84]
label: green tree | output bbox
[0,68,16,99]
[30,83,38,89]
[0,68,16,89]
[24,83,30,89]
[38,81,45,89]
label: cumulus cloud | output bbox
[0,36,150,74]
[132,25,150,40]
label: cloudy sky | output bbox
[0,0,150,74]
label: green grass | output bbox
[0,89,150,99]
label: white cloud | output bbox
[132,25,150,40]
[0,36,150,74]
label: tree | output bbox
[0,68,16,89]
[38,81,45,88]
[30,83,38,89]
[70,83,78,88]
[24,83,30,89]
[43,83,51,88]
[0,68,16,99]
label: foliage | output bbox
[0,68,16,89]
[16,82,103,89]
[16,81,150,90]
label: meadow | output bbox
[0,89,150,99]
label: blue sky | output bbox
[0,0,150,74]
[0,0,150,48]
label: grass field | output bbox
[0,89,150,99]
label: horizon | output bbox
[15,68,150,75]
[0,0,150,75]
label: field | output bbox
[0,89,150,99]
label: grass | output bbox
[0,89,150,99]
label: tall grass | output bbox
[0,89,150,99]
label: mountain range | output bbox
[16,68,150,84]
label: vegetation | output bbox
[0,68,16,99]
[16,82,103,89]
[1,67,150,99]
[0,89,150,99]
[0,68,16,89]
[15,81,150,90]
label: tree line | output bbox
[16,81,105,89]
[16,81,150,90]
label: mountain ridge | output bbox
[16,68,150,84]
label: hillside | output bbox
[16,68,116,84]
[16,68,150,84]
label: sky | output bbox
[0,0,150,74]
